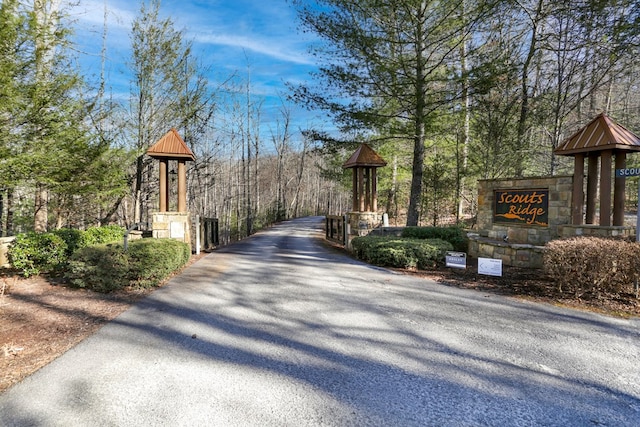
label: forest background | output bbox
[1,0,639,244]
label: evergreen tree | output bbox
[0,0,129,231]
[291,0,498,226]
[128,0,215,224]
[0,0,27,235]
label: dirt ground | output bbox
[1,255,639,394]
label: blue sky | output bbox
[69,0,328,140]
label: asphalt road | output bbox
[1,216,639,426]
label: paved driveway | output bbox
[1,217,639,426]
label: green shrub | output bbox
[66,244,130,292]
[351,236,453,270]
[81,225,125,247]
[401,226,468,252]
[66,238,191,292]
[52,228,85,257]
[8,232,68,277]
[8,226,127,278]
[127,239,191,288]
[544,237,640,298]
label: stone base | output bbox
[468,233,545,268]
[558,224,635,239]
[347,212,382,236]
[152,212,192,248]
[0,236,15,268]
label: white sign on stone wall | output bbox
[170,221,185,239]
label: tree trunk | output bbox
[34,185,48,232]
[5,188,14,236]
[0,190,3,237]
[458,18,470,222]
[408,122,426,226]
[407,9,427,227]
[515,0,545,178]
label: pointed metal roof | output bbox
[555,113,640,156]
[343,143,387,169]
[146,128,196,161]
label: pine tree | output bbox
[128,0,215,224]
[291,0,498,226]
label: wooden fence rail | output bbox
[199,217,219,251]
[325,215,347,245]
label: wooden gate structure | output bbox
[555,113,640,227]
[146,129,196,246]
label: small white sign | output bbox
[445,251,467,269]
[170,221,185,239]
[478,257,502,277]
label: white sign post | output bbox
[478,257,503,277]
[445,252,467,269]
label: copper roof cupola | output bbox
[343,143,387,213]
[555,113,640,226]
[146,129,196,213]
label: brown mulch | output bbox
[1,252,638,394]
[0,274,150,393]
[402,263,640,319]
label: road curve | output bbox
[1,216,639,426]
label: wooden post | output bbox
[177,160,187,212]
[586,154,599,224]
[358,167,365,212]
[613,151,626,226]
[365,167,371,211]
[159,159,168,212]
[372,167,378,212]
[599,150,612,226]
[352,168,358,212]
[572,153,584,225]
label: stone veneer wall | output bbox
[470,175,573,268]
[347,212,382,236]
[476,175,573,245]
[152,212,192,248]
[468,237,547,268]
[0,236,15,268]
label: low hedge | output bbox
[544,237,640,298]
[401,226,468,252]
[351,236,453,270]
[127,238,191,288]
[8,226,126,277]
[65,244,131,292]
[66,238,191,292]
[9,232,68,277]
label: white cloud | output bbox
[68,0,135,30]
[194,33,314,66]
